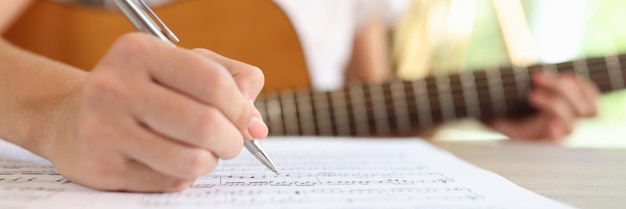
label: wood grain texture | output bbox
[432,140,626,209]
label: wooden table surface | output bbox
[431,140,626,209]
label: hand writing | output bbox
[45,33,268,192]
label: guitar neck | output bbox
[256,54,626,136]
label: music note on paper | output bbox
[0,137,574,209]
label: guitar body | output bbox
[3,0,310,92]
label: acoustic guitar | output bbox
[5,1,626,137]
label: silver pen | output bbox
[113,0,279,175]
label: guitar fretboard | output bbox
[256,54,626,136]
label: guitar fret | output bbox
[348,83,370,136]
[486,67,507,115]
[312,92,333,135]
[295,89,316,135]
[573,58,591,78]
[264,93,284,135]
[330,90,351,136]
[369,83,390,135]
[542,63,558,74]
[279,90,300,135]
[605,54,625,90]
[411,80,433,127]
[459,71,481,117]
[389,80,411,134]
[435,75,456,121]
[513,66,531,101]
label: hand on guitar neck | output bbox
[484,70,598,141]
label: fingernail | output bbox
[248,116,269,139]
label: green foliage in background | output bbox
[464,0,508,70]
[583,1,626,122]
[582,1,626,56]
[463,0,626,122]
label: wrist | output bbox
[0,45,87,159]
[37,80,84,160]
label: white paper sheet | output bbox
[0,137,575,209]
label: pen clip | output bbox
[114,0,179,44]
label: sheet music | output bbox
[0,137,575,209]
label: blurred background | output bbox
[3,0,626,148]
[394,0,626,148]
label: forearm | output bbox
[0,39,87,157]
[345,16,391,83]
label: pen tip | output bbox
[268,165,280,175]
